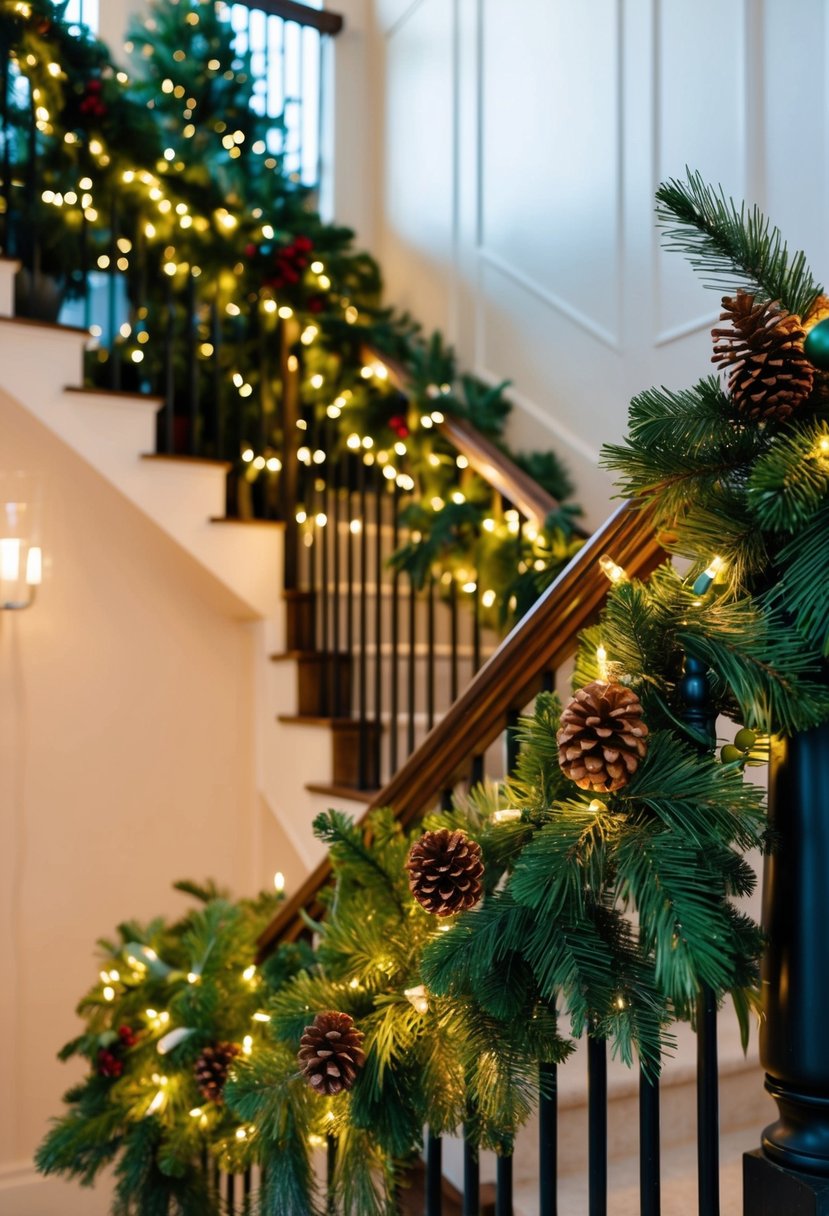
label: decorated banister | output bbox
[257,498,664,954]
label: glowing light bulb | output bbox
[252,1012,271,1023]
[273,871,285,892]
[599,554,627,584]
[596,645,609,681]
[481,589,496,608]
[404,985,429,1014]
[243,965,257,981]
[492,809,522,824]
[103,985,115,1001]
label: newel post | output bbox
[744,720,829,1214]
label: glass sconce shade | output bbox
[1,474,43,610]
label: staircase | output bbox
[0,257,770,1212]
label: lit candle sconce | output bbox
[1,474,43,610]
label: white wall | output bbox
[369,0,829,526]
[0,389,303,1214]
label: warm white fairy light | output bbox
[274,871,286,892]
[404,985,429,1014]
[492,809,522,824]
[103,985,115,1001]
[596,645,609,681]
[481,589,497,608]
[252,1012,271,1023]
[599,554,627,584]
[243,965,257,982]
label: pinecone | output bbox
[298,1011,365,1095]
[557,680,648,793]
[194,1041,241,1104]
[711,290,814,419]
[405,828,484,917]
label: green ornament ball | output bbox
[720,744,744,765]
[734,727,757,752]
[804,318,829,370]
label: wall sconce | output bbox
[1,473,43,610]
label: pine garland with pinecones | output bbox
[711,289,814,419]
[557,679,649,792]
[406,828,484,916]
[298,1011,366,1095]
[194,1041,241,1103]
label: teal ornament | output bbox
[804,317,829,370]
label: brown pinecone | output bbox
[405,828,484,917]
[711,290,813,419]
[557,680,648,793]
[298,1011,365,1095]
[194,1041,241,1104]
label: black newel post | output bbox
[744,719,829,1214]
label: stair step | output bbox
[141,452,232,471]
[209,515,284,527]
[278,714,369,728]
[305,782,379,804]
[0,311,88,336]
[65,384,164,407]
[270,650,349,663]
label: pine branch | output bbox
[656,170,822,317]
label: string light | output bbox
[404,985,429,1014]
[596,645,609,681]
[103,985,115,1001]
[242,965,257,981]
[599,554,627,584]
[692,555,725,595]
[481,589,496,608]
[242,1035,253,1055]
[274,871,286,892]
[492,809,522,824]
[252,1012,271,1023]
[588,800,604,814]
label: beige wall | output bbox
[0,389,269,1211]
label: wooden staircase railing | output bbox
[259,497,664,953]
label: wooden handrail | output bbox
[257,498,664,954]
[239,0,344,35]
[362,343,581,531]
[438,413,572,531]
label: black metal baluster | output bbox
[346,474,354,713]
[696,984,719,1216]
[390,485,400,773]
[472,582,481,674]
[506,708,520,773]
[331,459,342,717]
[462,1117,479,1216]
[426,1131,442,1216]
[427,575,435,732]
[358,458,368,787]
[163,271,175,452]
[640,1068,661,1216]
[496,1154,513,1216]
[450,580,459,702]
[186,268,198,452]
[211,298,224,458]
[320,436,330,714]
[539,1058,558,1216]
[407,573,416,757]
[243,1167,251,1202]
[108,203,119,390]
[471,753,484,788]
[588,1036,608,1216]
[373,468,383,783]
[226,1171,236,1214]
[26,87,37,287]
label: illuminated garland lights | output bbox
[2,0,583,630]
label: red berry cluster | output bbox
[79,79,107,121]
[264,236,314,291]
[96,1026,139,1079]
[388,414,409,439]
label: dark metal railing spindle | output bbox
[426,1130,443,1216]
[108,203,119,390]
[450,580,459,701]
[186,268,198,452]
[539,1058,558,1216]
[163,272,175,452]
[390,485,400,773]
[320,448,330,713]
[639,1068,661,1216]
[427,575,435,731]
[373,469,383,781]
[226,1170,236,1213]
[358,458,368,786]
[696,984,719,1216]
[496,1153,513,1216]
[331,465,342,716]
[587,1035,608,1216]
[462,1120,479,1216]
[0,44,10,255]
[407,573,416,757]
